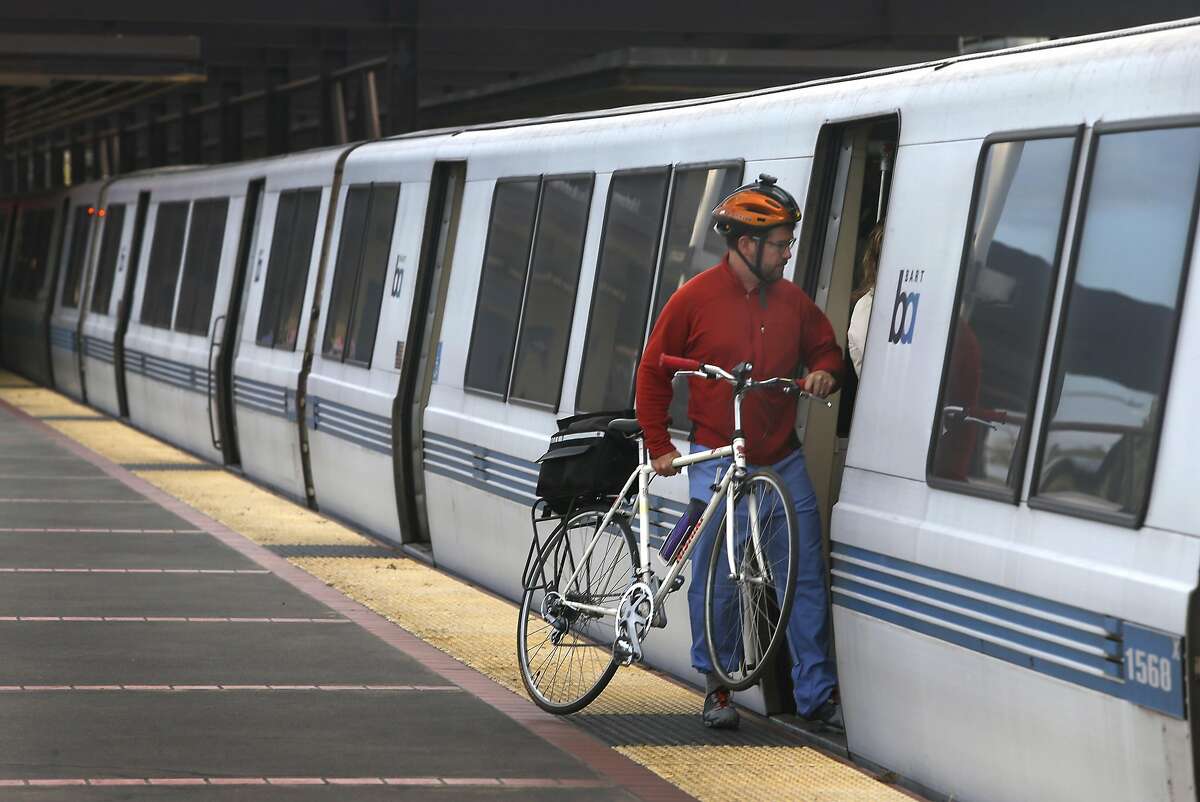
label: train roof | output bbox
[379,15,1200,141]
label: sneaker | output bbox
[702,688,740,729]
[805,699,844,731]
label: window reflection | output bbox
[60,206,92,309]
[576,170,669,412]
[174,198,229,336]
[322,187,370,359]
[140,202,190,329]
[510,176,593,406]
[89,204,126,315]
[346,184,399,365]
[1036,125,1200,519]
[653,164,741,430]
[931,136,1076,493]
[464,179,539,395]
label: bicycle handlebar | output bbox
[659,354,701,373]
[658,354,833,408]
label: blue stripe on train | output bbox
[831,542,1184,718]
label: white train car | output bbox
[117,163,265,462]
[77,175,157,418]
[298,138,454,538]
[45,181,105,400]
[228,145,353,502]
[2,18,1198,802]
[406,19,1200,802]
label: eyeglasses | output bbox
[761,237,796,250]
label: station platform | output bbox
[0,370,920,801]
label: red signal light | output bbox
[86,206,96,216]
[97,208,106,217]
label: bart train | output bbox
[2,18,1199,802]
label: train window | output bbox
[1032,123,1200,526]
[321,183,399,366]
[139,202,190,328]
[509,175,595,407]
[928,133,1080,500]
[652,162,743,430]
[257,188,321,350]
[464,178,540,396]
[59,206,92,309]
[576,168,670,412]
[8,207,56,300]
[89,204,126,315]
[323,186,370,359]
[174,198,230,336]
[346,184,399,366]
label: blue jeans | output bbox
[686,444,837,716]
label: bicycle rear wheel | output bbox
[518,506,638,714]
[703,468,798,691]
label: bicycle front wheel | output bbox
[517,506,638,714]
[703,468,799,691]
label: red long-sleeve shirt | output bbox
[636,257,844,465]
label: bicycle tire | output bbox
[702,468,799,691]
[517,506,639,714]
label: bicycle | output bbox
[517,354,833,714]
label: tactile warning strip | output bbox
[120,462,222,471]
[267,544,401,558]
[0,371,920,802]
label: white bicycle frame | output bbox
[559,363,809,621]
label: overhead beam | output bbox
[0,33,204,85]
[417,0,1198,36]
[420,45,952,113]
[0,1,400,26]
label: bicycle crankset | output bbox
[613,582,654,665]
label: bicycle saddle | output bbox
[607,418,643,436]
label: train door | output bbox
[210,177,263,467]
[393,161,465,552]
[796,115,898,546]
[759,114,899,718]
[114,191,150,417]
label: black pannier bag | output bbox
[535,409,639,515]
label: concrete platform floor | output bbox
[0,372,919,802]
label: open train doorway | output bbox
[762,114,899,717]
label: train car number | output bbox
[1121,623,1183,718]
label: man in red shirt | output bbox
[635,175,843,730]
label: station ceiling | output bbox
[1,1,1196,189]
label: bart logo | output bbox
[888,270,922,345]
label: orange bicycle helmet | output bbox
[712,174,801,236]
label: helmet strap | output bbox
[746,237,778,285]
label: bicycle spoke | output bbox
[704,470,798,691]
[519,508,636,712]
